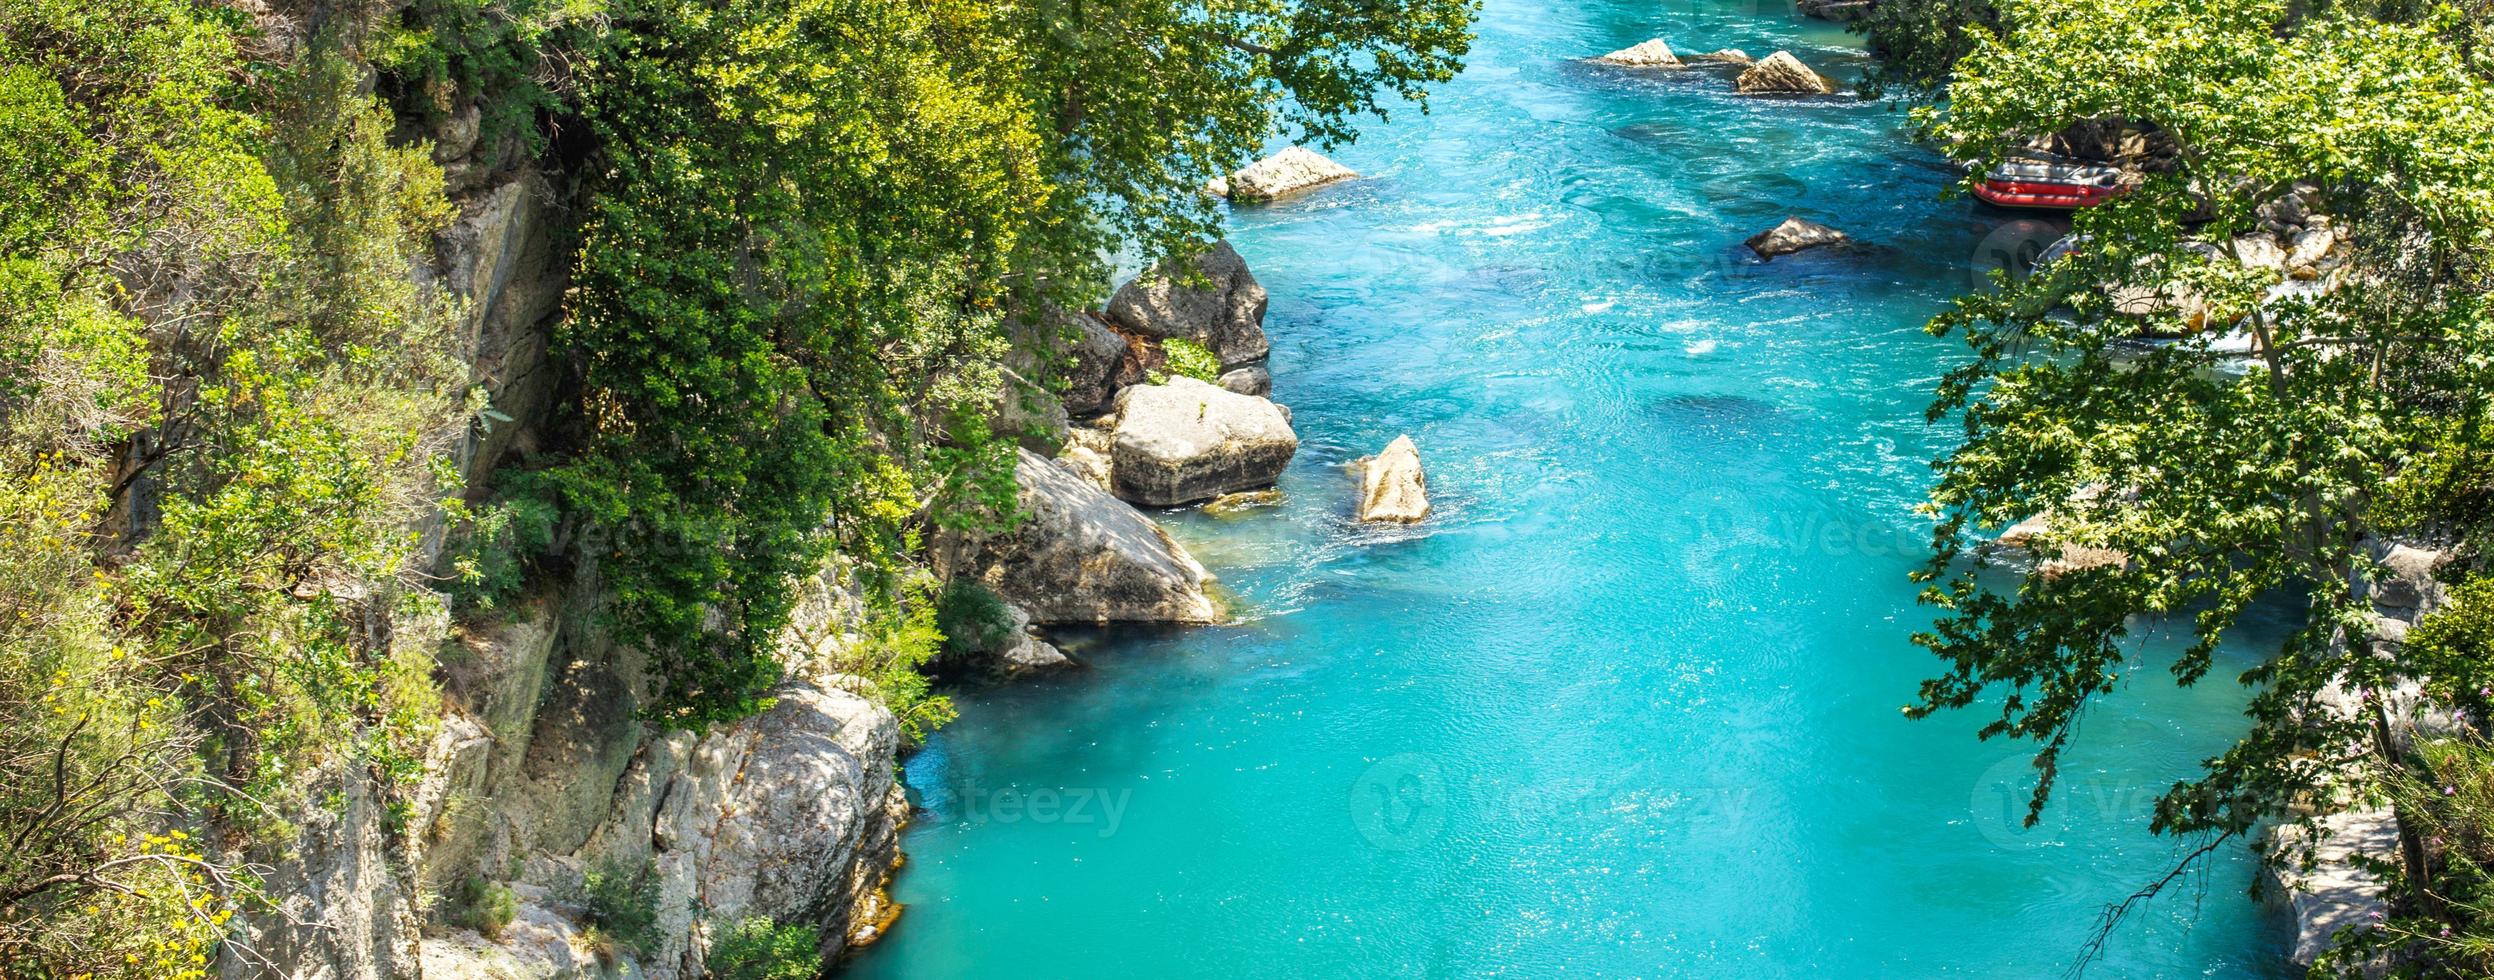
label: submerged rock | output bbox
[1355,435,1432,524]
[1107,241,1271,370]
[1735,51,1840,95]
[1593,39,1682,68]
[1204,488,1286,517]
[941,448,1221,624]
[1207,146,1358,202]
[1111,378,1299,506]
[1745,217,1852,259]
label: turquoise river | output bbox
[852,0,2298,975]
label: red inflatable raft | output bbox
[1973,153,2126,210]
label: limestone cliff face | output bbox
[230,158,914,979]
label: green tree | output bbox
[1905,0,2494,961]
[555,0,1477,729]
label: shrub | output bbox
[445,875,518,939]
[934,578,1015,660]
[706,918,824,980]
[1159,337,1223,383]
[443,480,562,615]
[581,859,661,954]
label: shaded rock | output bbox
[1106,241,1271,369]
[1355,435,1432,524]
[993,368,1070,453]
[1110,378,1300,507]
[1218,363,1273,397]
[1054,423,1116,491]
[1745,217,1852,259]
[438,173,567,492]
[1593,39,1681,67]
[1689,48,1755,65]
[1053,307,1136,417]
[2370,542,2448,617]
[939,448,1221,624]
[1735,51,1840,95]
[1207,146,1358,202]
[1797,0,1872,19]
[2266,808,2400,971]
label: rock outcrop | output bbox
[1745,217,1852,259]
[1206,146,1358,202]
[1735,51,1840,95]
[1106,241,1272,370]
[1110,378,1300,506]
[402,581,912,980]
[1355,435,1432,524]
[940,448,1223,624]
[1593,39,1681,68]
[1689,49,1755,66]
[1052,307,1141,418]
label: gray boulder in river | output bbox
[1592,39,1681,68]
[1746,217,1852,259]
[937,448,1222,624]
[1106,241,1271,369]
[1735,51,1841,95]
[1111,377,1299,506]
[1204,146,1359,202]
[1355,435,1432,524]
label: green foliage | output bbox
[846,578,959,744]
[1855,0,2003,99]
[444,875,519,939]
[935,578,1016,661]
[544,0,1472,732]
[1904,0,2494,954]
[706,918,824,980]
[0,0,467,972]
[581,859,661,954]
[445,480,562,615]
[2341,737,2494,976]
[373,0,606,151]
[552,0,1040,730]
[1158,338,1225,384]
[2405,577,2494,722]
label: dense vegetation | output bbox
[1896,0,2494,972]
[0,0,1473,974]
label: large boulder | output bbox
[1056,307,1141,417]
[1206,146,1358,202]
[1593,39,1681,67]
[941,449,1222,624]
[1735,51,1840,95]
[1355,435,1432,524]
[1745,217,1852,259]
[1111,378,1300,506]
[1106,241,1271,369]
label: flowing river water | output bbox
[851,0,2298,974]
